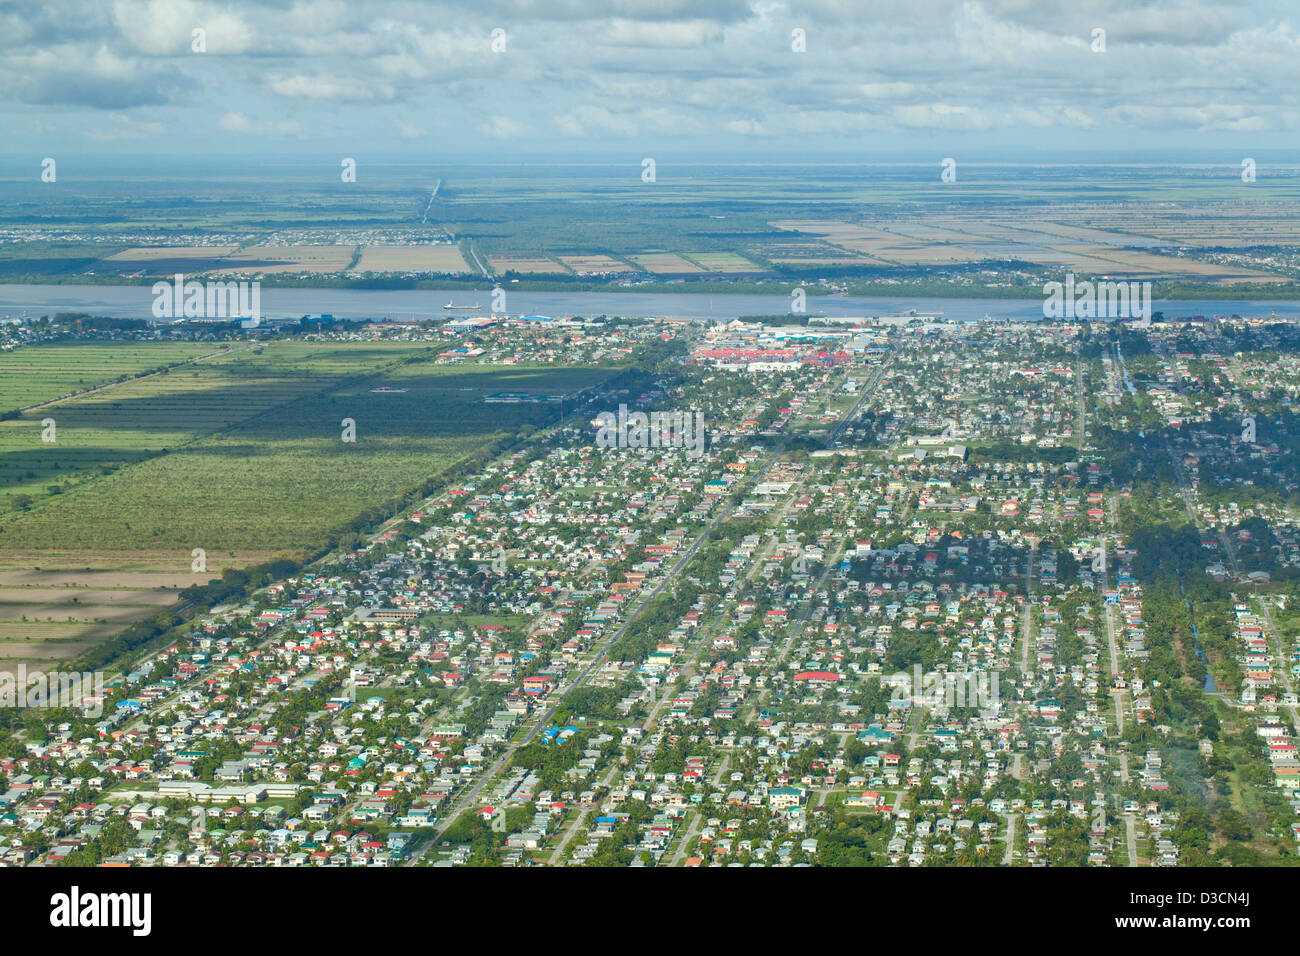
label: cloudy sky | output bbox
[2,0,1298,157]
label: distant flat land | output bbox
[213,244,357,275]
[687,252,766,273]
[354,245,470,273]
[0,341,220,413]
[101,245,241,275]
[632,253,707,275]
[0,341,618,663]
[97,244,472,277]
[773,216,1287,280]
[2,161,1299,289]
[558,255,632,274]
[488,255,571,275]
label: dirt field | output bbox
[770,221,951,265]
[354,245,470,273]
[0,638,102,663]
[558,255,632,273]
[0,588,176,607]
[773,216,1286,279]
[0,570,211,587]
[101,244,478,277]
[769,257,873,266]
[0,550,269,664]
[208,245,357,275]
[488,255,570,275]
[0,550,274,576]
[99,246,240,275]
[631,253,708,274]
[688,252,765,273]
[0,603,157,624]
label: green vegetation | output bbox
[0,342,617,554]
[0,341,217,415]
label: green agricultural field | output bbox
[0,342,615,555]
[0,341,409,506]
[0,341,219,413]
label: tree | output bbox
[1216,808,1253,843]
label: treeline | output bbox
[71,335,674,678]
[553,686,622,722]
[607,582,701,664]
[78,609,187,674]
[76,555,306,673]
[177,558,303,609]
[972,441,1079,466]
[55,314,152,331]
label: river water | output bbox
[1,284,1298,323]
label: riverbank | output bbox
[3,283,1300,324]
[4,273,1300,302]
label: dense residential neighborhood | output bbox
[2,312,1300,870]
[1,4,1290,947]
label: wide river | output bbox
[1,283,1298,323]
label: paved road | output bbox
[1002,813,1018,865]
[666,811,703,866]
[466,243,490,277]
[825,355,891,448]
[421,492,743,846]
[1106,599,1125,736]
[416,371,856,859]
[1075,354,1086,455]
[1020,551,1034,678]
[905,699,925,753]
[544,529,780,866]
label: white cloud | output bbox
[600,18,724,47]
[217,110,253,132]
[5,0,1300,151]
[266,74,397,102]
[114,0,253,55]
[479,115,526,138]
[84,111,166,140]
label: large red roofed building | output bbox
[794,671,841,687]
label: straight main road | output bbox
[414,368,867,858]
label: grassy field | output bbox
[558,255,633,274]
[214,244,358,275]
[0,342,613,552]
[100,246,240,275]
[0,341,220,413]
[0,341,402,504]
[487,255,570,275]
[0,340,617,663]
[687,252,766,273]
[631,253,707,274]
